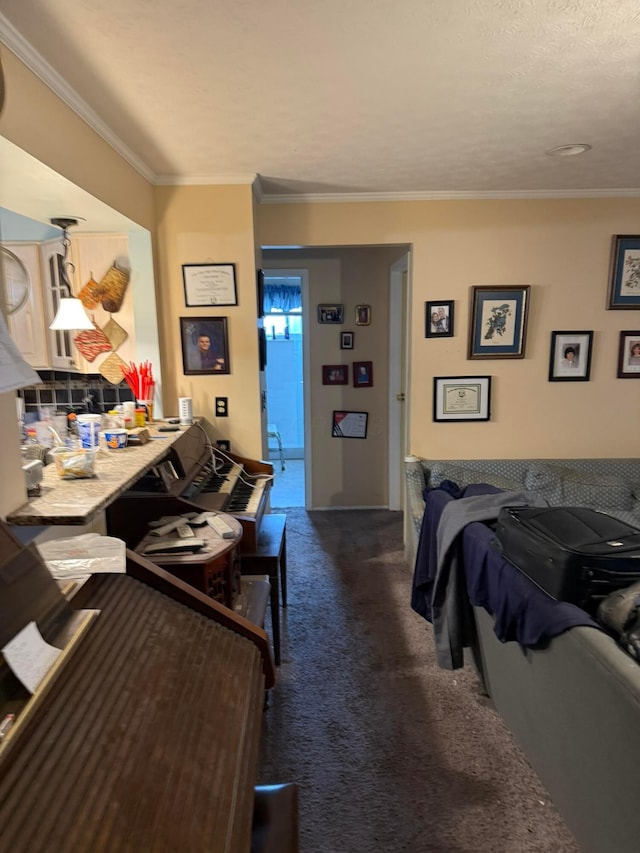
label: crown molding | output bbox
[0,14,155,183]
[154,173,258,187]
[261,187,640,204]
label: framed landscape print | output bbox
[607,235,640,309]
[468,285,530,359]
[548,331,593,381]
[433,375,491,422]
[425,300,454,338]
[617,331,640,378]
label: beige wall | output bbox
[154,184,263,458]
[260,198,640,460]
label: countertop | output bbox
[6,424,190,526]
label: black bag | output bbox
[495,506,640,610]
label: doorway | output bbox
[263,270,308,507]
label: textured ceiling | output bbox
[1,0,640,199]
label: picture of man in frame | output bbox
[182,319,228,374]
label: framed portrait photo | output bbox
[353,360,373,388]
[425,300,454,338]
[318,304,344,324]
[182,263,237,307]
[468,285,530,359]
[548,331,593,381]
[617,331,640,378]
[355,304,371,326]
[322,364,349,385]
[433,375,491,422]
[180,316,230,375]
[607,236,640,309]
[340,331,354,350]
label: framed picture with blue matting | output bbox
[468,285,530,359]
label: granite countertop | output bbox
[7,425,190,526]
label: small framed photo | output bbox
[180,316,230,375]
[322,364,349,385]
[468,285,530,359]
[332,410,368,439]
[318,304,344,324]
[433,375,491,422]
[616,331,640,378]
[607,236,640,309]
[548,331,593,381]
[425,300,454,338]
[340,331,354,350]
[353,361,373,387]
[355,305,371,325]
[182,263,238,307]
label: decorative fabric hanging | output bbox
[102,316,128,351]
[99,263,130,313]
[77,274,103,310]
[74,325,112,362]
[263,282,302,313]
[99,350,129,385]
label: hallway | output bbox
[269,458,304,508]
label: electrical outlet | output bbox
[215,397,228,417]
[217,439,231,452]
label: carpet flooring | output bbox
[257,508,580,853]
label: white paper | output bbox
[0,310,41,393]
[2,621,62,694]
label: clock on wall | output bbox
[1,246,31,316]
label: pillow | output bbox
[524,462,564,504]
[560,469,634,511]
[428,462,467,489]
[428,462,520,492]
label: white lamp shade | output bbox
[49,298,94,330]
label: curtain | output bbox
[264,282,301,313]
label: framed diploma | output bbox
[433,375,491,422]
[332,410,368,439]
[182,263,238,307]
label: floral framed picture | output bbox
[433,375,491,422]
[548,331,593,381]
[322,364,349,385]
[468,285,530,359]
[607,235,640,309]
[425,300,454,338]
[617,331,640,378]
[180,316,230,375]
[340,331,354,350]
[353,361,373,387]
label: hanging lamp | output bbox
[48,217,94,330]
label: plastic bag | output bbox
[36,533,126,580]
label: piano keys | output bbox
[0,524,274,852]
[106,421,273,554]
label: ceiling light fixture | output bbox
[48,217,94,331]
[546,144,592,157]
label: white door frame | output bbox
[388,252,411,510]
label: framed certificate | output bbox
[332,410,368,439]
[182,263,238,307]
[433,376,491,422]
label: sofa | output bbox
[404,456,640,853]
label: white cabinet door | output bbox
[40,238,85,371]
[4,242,49,368]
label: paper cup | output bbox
[104,428,128,449]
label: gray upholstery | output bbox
[405,456,640,853]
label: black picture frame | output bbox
[182,263,238,307]
[607,235,640,309]
[548,330,593,382]
[332,410,368,438]
[433,375,492,422]
[180,316,230,375]
[425,300,454,338]
[617,331,640,378]
[322,365,349,385]
[340,331,354,350]
[256,269,265,318]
